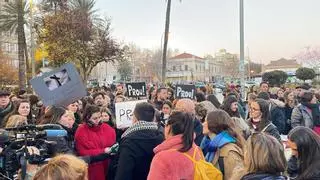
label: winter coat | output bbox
[75,123,116,180]
[47,124,75,155]
[193,118,204,146]
[283,104,293,135]
[291,104,320,129]
[148,134,202,180]
[269,99,287,135]
[248,119,282,142]
[241,173,287,180]
[153,99,164,111]
[211,143,245,180]
[114,128,164,180]
[0,102,13,127]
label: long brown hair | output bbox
[245,133,287,174]
[2,99,30,127]
[284,91,296,108]
[206,110,244,149]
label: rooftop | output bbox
[266,58,300,67]
[170,53,203,60]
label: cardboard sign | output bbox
[175,84,196,99]
[125,82,147,97]
[30,63,87,107]
[115,99,148,129]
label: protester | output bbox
[113,102,164,180]
[39,107,75,154]
[207,94,221,109]
[221,96,241,118]
[195,101,217,123]
[161,100,173,122]
[114,95,126,103]
[100,107,115,127]
[201,110,245,179]
[225,91,246,119]
[287,127,320,179]
[277,88,285,102]
[75,105,116,180]
[241,133,287,180]
[67,101,82,125]
[167,88,174,102]
[283,91,296,135]
[148,112,216,180]
[153,87,168,110]
[175,98,204,146]
[259,81,269,93]
[2,99,32,127]
[33,154,88,180]
[291,91,320,135]
[257,92,287,135]
[92,91,111,108]
[248,98,281,141]
[5,115,27,128]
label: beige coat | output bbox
[211,143,246,180]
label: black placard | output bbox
[125,82,147,97]
[175,84,196,99]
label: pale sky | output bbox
[95,0,320,64]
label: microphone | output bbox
[44,130,67,138]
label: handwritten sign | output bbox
[125,82,146,97]
[175,84,196,99]
[115,99,148,128]
[30,63,86,107]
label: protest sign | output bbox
[125,82,147,97]
[115,99,148,129]
[30,63,87,107]
[175,84,196,99]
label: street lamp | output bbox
[239,0,245,99]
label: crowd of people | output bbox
[0,81,319,180]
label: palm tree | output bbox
[0,0,29,89]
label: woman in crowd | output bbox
[2,99,31,127]
[33,154,88,180]
[101,107,115,128]
[195,92,206,103]
[201,110,245,179]
[287,127,320,179]
[283,91,296,134]
[291,91,320,135]
[161,100,173,122]
[39,107,76,154]
[148,112,221,180]
[221,96,241,118]
[67,101,82,125]
[247,98,281,141]
[241,133,287,180]
[167,88,175,102]
[195,101,217,123]
[277,88,285,102]
[75,105,116,180]
[5,115,27,128]
[207,94,221,109]
[114,95,126,103]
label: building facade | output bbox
[166,53,224,82]
[262,58,301,75]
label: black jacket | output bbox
[269,100,286,135]
[283,104,293,135]
[241,173,287,180]
[194,118,204,146]
[263,123,282,142]
[113,129,164,180]
[0,102,13,127]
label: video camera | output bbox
[0,124,67,179]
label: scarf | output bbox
[301,102,320,126]
[121,121,158,138]
[200,131,236,162]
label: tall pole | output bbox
[162,0,171,83]
[239,0,245,99]
[30,0,35,78]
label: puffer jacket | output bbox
[269,99,287,135]
[241,173,287,180]
[291,104,320,129]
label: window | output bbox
[196,65,198,71]
[173,66,176,71]
[185,65,188,71]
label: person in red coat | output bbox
[75,105,116,180]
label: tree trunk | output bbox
[162,0,171,82]
[17,0,26,89]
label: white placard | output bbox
[115,99,148,129]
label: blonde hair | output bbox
[33,154,88,180]
[245,133,287,174]
[65,110,75,120]
[5,115,27,128]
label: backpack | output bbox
[182,147,223,180]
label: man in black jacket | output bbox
[0,90,14,127]
[114,102,164,180]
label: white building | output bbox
[166,53,224,82]
[90,61,118,85]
